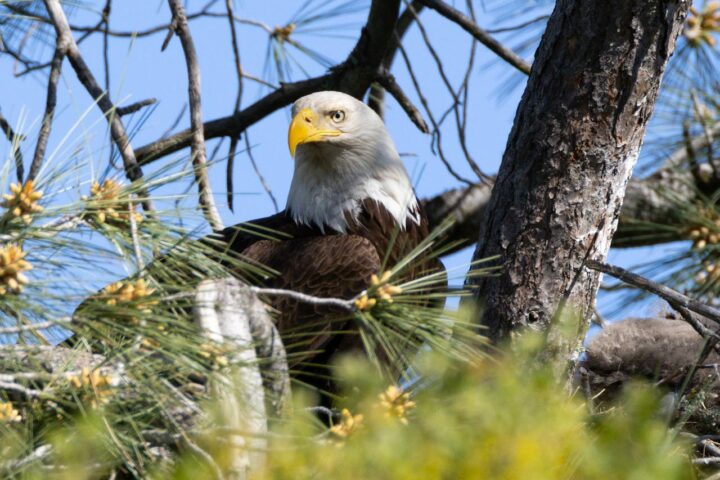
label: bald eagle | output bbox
[220,91,444,392]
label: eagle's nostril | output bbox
[304,116,312,123]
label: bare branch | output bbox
[420,159,709,255]
[406,1,489,181]
[395,41,475,185]
[166,0,223,231]
[4,1,225,40]
[0,110,24,183]
[0,318,71,335]
[376,68,429,134]
[29,43,65,182]
[135,74,330,165]
[586,260,720,325]
[116,98,157,117]
[486,15,550,34]
[42,0,153,212]
[368,0,425,117]
[225,0,243,212]
[417,0,532,75]
[249,287,355,311]
[134,0,402,166]
[676,304,720,337]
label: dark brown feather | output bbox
[219,200,444,394]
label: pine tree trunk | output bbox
[466,0,690,343]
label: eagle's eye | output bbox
[329,110,346,123]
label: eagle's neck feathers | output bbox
[286,137,419,233]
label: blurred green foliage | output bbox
[2,334,697,479]
[153,337,693,480]
[260,359,691,477]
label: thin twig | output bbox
[101,0,112,93]
[670,303,720,345]
[134,0,403,165]
[163,286,355,310]
[586,260,720,325]
[225,0,243,212]
[249,287,354,310]
[4,1,227,40]
[161,103,188,139]
[368,0,425,118]
[417,0,531,75]
[13,21,38,76]
[29,42,65,182]
[0,110,24,183]
[166,0,224,231]
[128,198,145,271]
[406,2,488,181]
[457,1,482,182]
[376,68,429,134]
[396,41,475,185]
[42,0,154,212]
[116,98,157,117]
[486,15,550,34]
[0,318,71,335]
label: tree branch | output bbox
[116,98,157,117]
[4,1,222,40]
[29,41,65,182]
[134,0,402,166]
[586,260,720,325]
[42,0,153,211]
[0,110,24,183]
[166,0,223,231]
[368,0,424,118]
[376,68,429,134]
[417,0,531,75]
[224,0,243,212]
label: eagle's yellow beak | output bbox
[288,108,342,157]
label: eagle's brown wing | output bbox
[241,234,380,386]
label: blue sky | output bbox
[0,0,674,324]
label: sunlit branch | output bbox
[417,0,532,75]
[134,0,402,166]
[166,0,224,231]
[29,43,64,182]
[41,0,154,212]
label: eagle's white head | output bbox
[286,91,420,233]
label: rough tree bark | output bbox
[465,0,690,343]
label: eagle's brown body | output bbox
[221,199,443,393]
